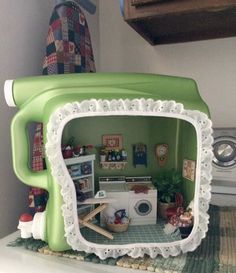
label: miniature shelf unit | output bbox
[64,155,96,218]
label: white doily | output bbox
[45,99,213,260]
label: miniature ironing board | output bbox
[42,1,96,74]
[30,1,96,212]
[78,198,115,240]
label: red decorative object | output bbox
[131,184,149,194]
[29,187,47,213]
[19,213,33,222]
[62,147,74,158]
[165,193,184,220]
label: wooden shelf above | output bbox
[123,0,236,45]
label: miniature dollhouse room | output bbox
[62,115,197,245]
[5,73,213,259]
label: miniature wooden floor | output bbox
[80,220,182,245]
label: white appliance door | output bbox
[129,198,157,225]
[213,136,236,169]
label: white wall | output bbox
[84,0,100,70]
[99,1,236,128]
[0,0,53,239]
[0,0,99,238]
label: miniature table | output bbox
[78,198,115,240]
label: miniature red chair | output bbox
[166,193,184,220]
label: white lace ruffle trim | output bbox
[45,99,213,260]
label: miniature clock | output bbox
[155,144,168,167]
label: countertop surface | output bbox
[0,231,145,273]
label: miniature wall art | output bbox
[100,134,127,170]
[4,73,213,259]
[102,134,123,150]
[133,143,147,167]
[182,159,196,182]
[155,143,168,167]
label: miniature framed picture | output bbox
[102,134,123,149]
[133,143,147,167]
[182,159,196,181]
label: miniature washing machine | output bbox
[99,176,157,226]
[212,128,236,194]
[5,73,213,259]
[127,179,157,225]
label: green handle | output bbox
[11,107,48,190]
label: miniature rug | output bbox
[81,219,182,245]
[8,205,236,273]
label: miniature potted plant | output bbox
[154,169,182,219]
[99,146,107,162]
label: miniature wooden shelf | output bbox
[64,155,96,217]
[100,161,128,170]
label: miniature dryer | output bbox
[212,127,236,194]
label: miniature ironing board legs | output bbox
[78,198,115,240]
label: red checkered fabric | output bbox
[30,1,96,214]
[32,123,44,171]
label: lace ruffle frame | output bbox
[45,99,213,260]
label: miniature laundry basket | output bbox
[106,221,130,233]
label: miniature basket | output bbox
[106,220,130,233]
